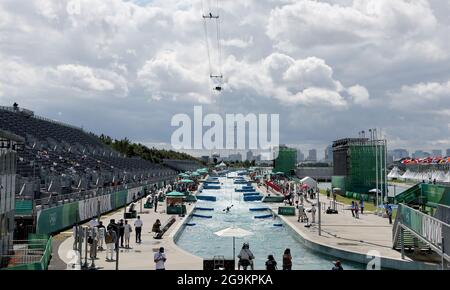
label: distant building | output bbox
[246,150,254,162]
[412,150,430,159]
[447,149,450,157]
[391,149,409,161]
[387,154,394,164]
[254,154,261,162]
[201,155,210,163]
[324,145,333,164]
[307,149,317,162]
[228,153,242,162]
[273,145,297,175]
[431,149,443,157]
[297,149,304,162]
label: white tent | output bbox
[444,171,450,183]
[300,176,317,189]
[215,161,227,168]
[387,167,402,179]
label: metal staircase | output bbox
[393,203,449,265]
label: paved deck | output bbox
[56,198,203,270]
[256,184,439,270]
[54,180,439,270]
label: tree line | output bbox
[98,134,202,164]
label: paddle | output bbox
[223,204,234,212]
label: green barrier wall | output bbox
[394,184,450,207]
[15,200,33,216]
[110,190,128,210]
[36,188,138,235]
[36,202,79,234]
[278,206,296,216]
[420,184,450,206]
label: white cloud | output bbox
[348,85,370,105]
[0,0,449,151]
[267,0,439,51]
[49,64,129,97]
[390,80,450,110]
[221,37,254,49]
[224,53,358,108]
[137,50,210,103]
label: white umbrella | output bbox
[369,188,381,193]
[214,227,253,265]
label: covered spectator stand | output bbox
[166,191,186,215]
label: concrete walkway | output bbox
[256,184,439,270]
[56,198,203,270]
[55,180,439,270]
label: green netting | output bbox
[346,145,386,193]
[273,147,297,175]
[331,176,346,192]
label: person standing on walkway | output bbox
[310,204,316,224]
[387,205,393,224]
[354,202,359,219]
[350,201,355,217]
[97,221,106,251]
[360,199,364,215]
[104,227,117,261]
[154,247,167,270]
[72,223,79,250]
[265,255,277,270]
[154,194,159,213]
[124,220,132,248]
[107,219,118,233]
[297,204,306,223]
[134,216,143,243]
[118,219,125,248]
[282,248,292,270]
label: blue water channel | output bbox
[176,174,365,270]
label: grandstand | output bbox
[163,159,203,172]
[0,105,201,237]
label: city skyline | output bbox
[1,0,450,152]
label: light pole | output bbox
[317,184,321,236]
[374,128,379,215]
[83,227,88,269]
[384,138,388,203]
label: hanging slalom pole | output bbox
[202,0,223,92]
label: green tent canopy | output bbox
[180,179,194,183]
[166,191,186,198]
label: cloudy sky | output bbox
[1,0,450,157]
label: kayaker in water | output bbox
[223,205,234,213]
